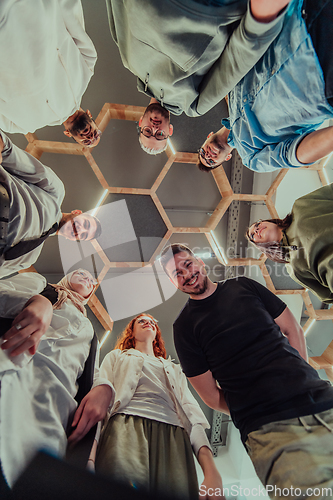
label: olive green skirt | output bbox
[96,414,199,499]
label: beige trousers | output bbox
[246,408,333,500]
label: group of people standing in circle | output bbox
[1,0,333,499]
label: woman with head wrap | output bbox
[0,269,107,490]
[70,313,223,500]
[246,183,333,304]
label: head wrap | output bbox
[50,269,97,316]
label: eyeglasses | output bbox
[248,220,262,242]
[137,125,168,141]
[75,271,98,286]
[137,317,158,327]
[198,148,219,168]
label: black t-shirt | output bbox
[174,277,333,442]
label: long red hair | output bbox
[114,313,167,359]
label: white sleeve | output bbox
[0,272,47,318]
[92,348,116,411]
[0,131,65,205]
[59,0,97,73]
[190,423,212,458]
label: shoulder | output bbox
[173,299,191,326]
[103,348,123,362]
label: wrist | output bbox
[25,295,52,307]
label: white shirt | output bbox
[0,273,96,487]
[0,0,97,134]
[122,354,183,427]
[95,348,212,457]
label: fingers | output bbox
[71,400,85,428]
[2,299,51,357]
[1,320,36,353]
[10,332,42,357]
[68,419,92,446]
[68,409,93,446]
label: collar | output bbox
[122,348,173,364]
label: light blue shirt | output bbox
[226,0,333,172]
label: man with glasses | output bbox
[198,0,333,173]
[0,131,101,278]
[137,98,173,155]
[198,126,233,172]
[106,0,290,155]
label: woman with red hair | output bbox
[82,313,222,500]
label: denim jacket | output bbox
[227,0,333,172]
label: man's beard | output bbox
[144,102,170,120]
[183,274,209,295]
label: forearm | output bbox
[296,126,333,164]
[274,308,308,362]
[250,0,289,23]
[197,446,218,475]
[197,446,224,500]
[189,371,230,415]
[285,327,308,362]
[197,3,285,115]
[200,385,230,415]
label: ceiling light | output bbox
[90,189,109,216]
[303,318,316,336]
[167,138,176,155]
[99,330,111,347]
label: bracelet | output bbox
[88,459,95,463]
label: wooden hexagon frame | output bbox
[23,103,333,367]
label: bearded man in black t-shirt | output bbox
[160,243,333,499]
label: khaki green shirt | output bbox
[106,0,285,116]
[285,184,333,303]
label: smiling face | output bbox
[58,212,98,241]
[138,102,173,153]
[199,129,233,169]
[165,251,209,296]
[132,314,158,345]
[70,270,96,298]
[247,220,283,244]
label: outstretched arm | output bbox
[0,131,64,203]
[188,370,230,415]
[296,125,333,164]
[274,307,308,361]
[196,0,289,115]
